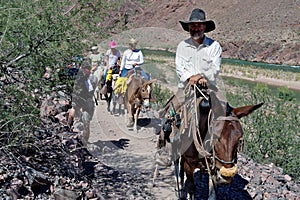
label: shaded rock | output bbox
[53,189,81,200]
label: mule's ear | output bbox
[232,102,264,119]
[144,79,157,86]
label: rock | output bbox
[54,189,80,200]
[284,174,292,182]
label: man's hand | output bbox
[198,77,207,88]
[188,74,200,85]
[188,74,207,87]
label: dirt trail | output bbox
[87,100,178,199]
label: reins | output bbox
[183,83,241,167]
[191,83,241,163]
[191,84,219,197]
[184,83,209,101]
[192,84,212,175]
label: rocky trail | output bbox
[87,99,177,199]
[87,99,300,199]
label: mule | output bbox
[124,74,156,131]
[104,78,113,112]
[102,65,121,113]
[106,73,123,114]
[155,85,263,199]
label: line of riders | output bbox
[65,9,264,199]
[67,39,150,145]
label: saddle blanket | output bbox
[113,77,128,95]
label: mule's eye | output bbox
[142,89,145,92]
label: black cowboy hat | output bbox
[179,8,215,33]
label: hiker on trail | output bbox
[68,58,96,146]
[119,38,149,80]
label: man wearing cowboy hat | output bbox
[174,8,227,129]
[176,8,222,88]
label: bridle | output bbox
[210,116,240,166]
[191,84,241,171]
[214,154,236,165]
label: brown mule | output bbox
[155,88,263,199]
[124,74,156,131]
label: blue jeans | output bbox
[120,68,149,80]
[120,68,130,77]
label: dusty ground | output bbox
[88,100,178,199]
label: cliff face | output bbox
[110,0,300,66]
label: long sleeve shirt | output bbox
[89,53,102,67]
[120,49,144,71]
[175,36,222,86]
[105,49,121,68]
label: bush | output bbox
[151,83,174,110]
[277,86,296,101]
[224,79,300,182]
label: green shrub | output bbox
[151,83,173,110]
[224,79,300,182]
[277,86,296,101]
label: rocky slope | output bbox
[108,0,300,66]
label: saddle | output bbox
[161,84,212,144]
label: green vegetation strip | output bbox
[222,58,300,73]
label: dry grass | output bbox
[221,64,300,82]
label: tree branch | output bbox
[64,1,79,16]
[5,53,30,67]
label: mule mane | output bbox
[127,76,145,100]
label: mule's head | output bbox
[210,93,263,184]
[211,114,243,184]
[139,79,156,108]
